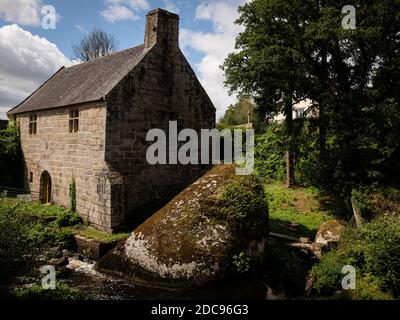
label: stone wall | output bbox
[17,103,115,231]
[105,43,216,230]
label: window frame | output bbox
[29,114,37,135]
[69,109,79,133]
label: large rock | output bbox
[97,165,269,288]
[315,220,346,245]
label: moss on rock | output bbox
[97,165,269,288]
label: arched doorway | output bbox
[40,171,52,204]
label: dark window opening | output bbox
[29,172,33,183]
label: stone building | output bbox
[7,9,216,232]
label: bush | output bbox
[352,185,400,220]
[309,215,400,298]
[53,209,82,228]
[0,206,40,285]
[31,224,75,249]
[13,282,86,300]
[232,252,251,274]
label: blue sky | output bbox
[0,0,248,119]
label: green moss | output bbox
[213,175,269,236]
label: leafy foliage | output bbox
[53,209,82,228]
[309,215,400,298]
[13,283,86,300]
[69,178,76,212]
[254,124,286,181]
[0,121,23,188]
[223,0,400,194]
[0,206,39,285]
[218,97,255,126]
[352,185,400,221]
[232,252,251,274]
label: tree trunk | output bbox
[285,98,294,188]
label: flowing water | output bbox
[62,257,271,300]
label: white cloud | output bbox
[0,24,71,111]
[101,0,150,23]
[181,0,246,120]
[163,0,180,14]
[0,0,43,26]
[101,4,139,23]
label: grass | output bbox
[70,226,129,243]
[0,197,67,218]
[264,182,338,239]
[0,197,129,244]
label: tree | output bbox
[72,28,119,62]
[223,0,400,193]
[219,97,255,126]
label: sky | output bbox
[0,0,248,119]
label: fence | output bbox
[0,185,39,198]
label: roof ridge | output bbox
[66,44,145,69]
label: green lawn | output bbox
[264,182,338,239]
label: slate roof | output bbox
[8,44,146,115]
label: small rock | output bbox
[315,220,346,245]
[51,257,69,267]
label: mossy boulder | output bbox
[315,220,346,245]
[97,165,269,288]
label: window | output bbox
[69,110,79,133]
[29,172,33,183]
[29,114,37,134]
[295,108,305,119]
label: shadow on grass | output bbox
[269,217,317,239]
[314,191,351,219]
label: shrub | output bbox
[352,185,400,220]
[232,252,251,274]
[13,282,86,300]
[53,209,82,228]
[0,206,40,285]
[309,215,400,298]
[30,224,75,249]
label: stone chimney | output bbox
[144,8,180,49]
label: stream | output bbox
[61,257,272,300]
